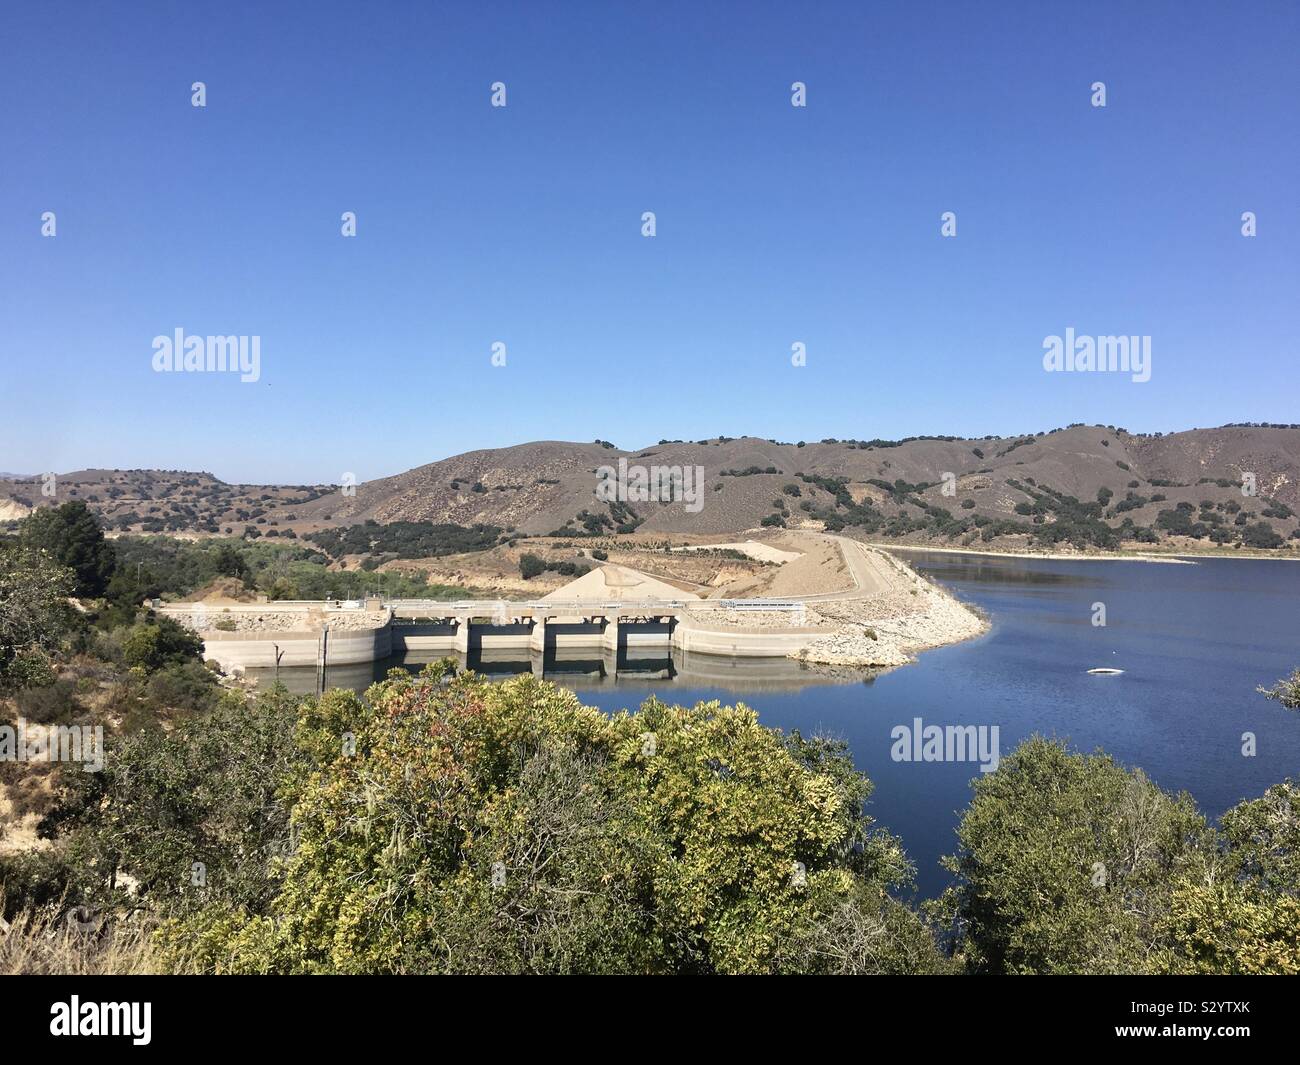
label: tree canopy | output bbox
[0,543,75,689]
[936,736,1299,975]
[133,665,946,974]
[20,501,116,598]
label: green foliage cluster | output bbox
[105,534,457,603]
[519,553,590,580]
[120,617,206,673]
[1003,480,1119,549]
[0,544,75,689]
[3,655,1297,975]
[936,736,1300,974]
[20,501,116,597]
[719,466,780,477]
[549,500,642,537]
[1258,668,1300,711]
[54,688,305,918]
[305,521,503,560]
[78,667,944,975]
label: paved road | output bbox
[790,534,894,602]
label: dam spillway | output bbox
[157,595,823,675]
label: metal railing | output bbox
[383,597,806,612]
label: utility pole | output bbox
[316,624,330,697]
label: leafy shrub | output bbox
[153,669,941,975]
[121,617,205,673]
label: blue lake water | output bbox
[276,553,1300,898]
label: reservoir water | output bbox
[256,553,1300,898]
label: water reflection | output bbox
[908,554,1102,587]
[247,646,871,696]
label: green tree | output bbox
[61,687,305,917]
[1154,780,1300,975]
[121,616,206,672]
[1218,780,1300,893]
[157,667,942,974]
[937,736,1213,974]
[104,563,161,611]
[939,736,1300,975]
[211,544,249,581]
[1154,883,1300,974]
[518,553,545,580]
[1242,521,1283,548]
[21,501,116,598]
[0,545,75,689]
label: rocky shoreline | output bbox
[788,563,989,669]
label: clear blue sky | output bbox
[2,0,1297,484]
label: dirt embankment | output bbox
[706,532,851,598]
[784,542,986,667]
[659,533,989,668]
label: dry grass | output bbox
[0,905,164,975]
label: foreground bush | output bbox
[936,736,1300,974]
[151,665,946,974]
[9,662,1297,974]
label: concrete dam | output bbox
[160,594,823,676]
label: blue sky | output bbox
[2,0,1297,483]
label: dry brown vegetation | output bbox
[4,425,1298,552]
[0,904,165,975]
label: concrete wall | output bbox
[199,616,819,670]
[671,623,813,658]
[201,626,392,671]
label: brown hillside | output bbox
[4,426,1297,552]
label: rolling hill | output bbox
[3,424,1298,553]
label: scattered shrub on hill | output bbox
[306,521,502,561]
[1242,521,1284,549]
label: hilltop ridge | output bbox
[4,424,1298,553]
